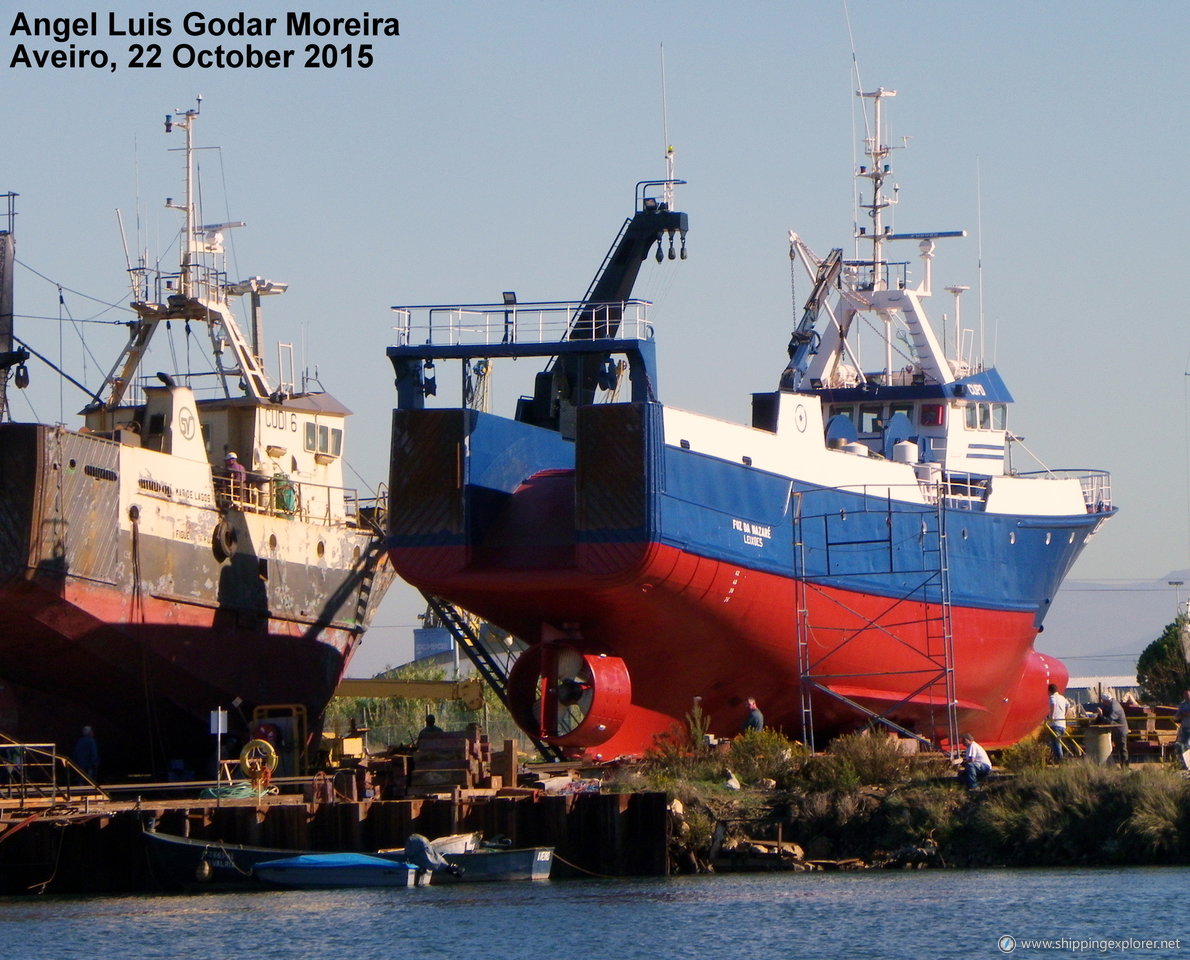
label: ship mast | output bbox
[91,99,279,412]
[857,87,896,290]
[165,99,201,300]
[0,192,30,423]
[857,88,898,377]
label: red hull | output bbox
[0,577,357,776]
[395,541,1065,757]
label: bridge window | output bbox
[964,403,1007,432]
[304,422,343,458]
[921,404,945,427]
[859,405,882,434]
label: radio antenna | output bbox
[660,43,674,208]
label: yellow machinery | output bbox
[332,677,485,711]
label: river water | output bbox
[0,868,1185,959]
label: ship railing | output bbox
[133,259,231,310]
[213,473,370,528]
[390,299,654,349]
[0,739,105,807]
[842,258,910,292]
[1014,469,1114,514]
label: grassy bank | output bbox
[606,728,1190,870]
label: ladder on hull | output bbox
[794,485,958,754]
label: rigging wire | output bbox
[844,0,868,261]
[15,258,131,318]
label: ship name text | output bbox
[732,517,771,548]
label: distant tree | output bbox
[1136,616,1190,705]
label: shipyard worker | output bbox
[741,698,764,734]
[955,733,991,789]
[418,714,443,740]
[1046,683,1071,764]
[224,451,247,501]
[1174,690,1190,769]
[73,725,100,783]
[1094,693,1129,767]
[405,833,463,879]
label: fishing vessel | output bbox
[0,101,393,777]
[385,89,1114,758]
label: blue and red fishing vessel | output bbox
[386,89,1114,758]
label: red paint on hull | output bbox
[391,541,1065,756]
[0,577,358,776]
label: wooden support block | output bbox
[410,768,473,788]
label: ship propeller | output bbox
[507,641,631,748]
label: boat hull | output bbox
[255,853,422,888]
[0,422,393,777]
[388,401,1104,755]
[143,830,552,889]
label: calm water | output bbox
[1,869,1186,959]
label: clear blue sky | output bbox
[3,1,1186,676]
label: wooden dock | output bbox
[0,786,670,895]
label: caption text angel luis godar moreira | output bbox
[8,10,399,70]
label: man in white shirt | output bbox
[955,733,991,789]
[1047,683,1071,764]
[1174,689,1190,770]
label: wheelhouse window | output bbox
[921,403,945,427]
[964,403,1008,432]
[828,404,855,424]
[304,421,343,458]
[859,405,882,434]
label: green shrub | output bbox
[1120,768,1189,861]
[999,737,1049,773]
[825,732,912,787]
[800,752,861,792]
[729,729,809,787]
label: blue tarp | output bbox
[258,853,415,870]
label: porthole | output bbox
[1045,532,1052,545]
[269,534,278,551]
[1009,531,1016,545]
[961,528,968,540]
[316,541,325,558]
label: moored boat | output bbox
[0,101,394,778]
[144,828,552,889]
[254,853,424,889]
[384,89,1114,758]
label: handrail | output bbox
[213,473,375,528]
[390,299,654,349]
[0,736,107,807]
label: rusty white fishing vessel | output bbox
[0,101,393,777]
[384,89,1114,759]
